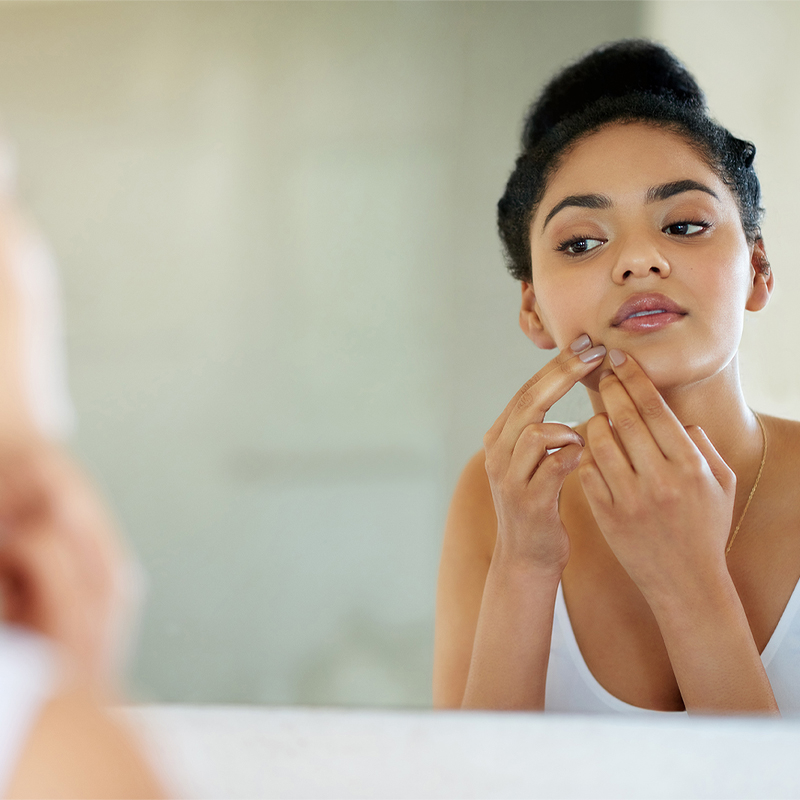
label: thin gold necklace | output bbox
[725,411,768,556]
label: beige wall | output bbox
[0,2,642,705]
[646,2,800,419]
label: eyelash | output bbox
[555,236,605,256]
[664,219,713,236]
[554,220,713,257]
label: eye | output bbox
[664,221,710,236]
[556,236,606,255]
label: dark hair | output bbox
[498,39,763,282]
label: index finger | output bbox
[605,348,691,459]
[485,336,606,446]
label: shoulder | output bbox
[762,414,800,480]
[434,451,497,708]
[752,413,800,548]
[763,413,800,450]
[444,450,497,563]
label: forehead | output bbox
[534,122,732,223]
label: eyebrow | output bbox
[646,179,718,204]
[542,193,611,230]
[541,179,720,231]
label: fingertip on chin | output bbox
[609,348,627,367]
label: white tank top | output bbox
[545,580,800,714]
[0,625,56,792]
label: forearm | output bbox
[650,574,779,715]
[462,552,561,710]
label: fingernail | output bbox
[598,369,613,381]
[570,334,591,354]
[579,345,606,363]
[609,349,626,366]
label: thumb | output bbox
[534,441,584,488]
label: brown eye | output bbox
[665,222,705,236]
[559,237,605,255]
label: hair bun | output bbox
[522,39,705,150]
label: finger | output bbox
[506,423,585,486]
[577,439,613,507]
[532,442,584,496]
[606,349,692,460]
[484,336,605,448]
[584,413,634,498]
[491,347,606,461]
[596,371,665,473]
[684,425,736,492]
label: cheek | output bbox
[534,276,603,350]
[688,254,751,333]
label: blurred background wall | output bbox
[0,1,793,707]
[647,2,800,419]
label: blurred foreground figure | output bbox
[0,142,163,798]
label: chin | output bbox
[580,346,734,397]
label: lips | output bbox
[611,293,688,328]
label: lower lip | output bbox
[615,312,686,332]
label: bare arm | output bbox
[650,578,777,714]
[433,452,494,708]
[434,455,561,710]
[434,337,606,709]
[461,550,562,710]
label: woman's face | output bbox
[526,122,767,393]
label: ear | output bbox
[519,282,557,349]
[745,237,774,312]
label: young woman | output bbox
[434,40,800,715]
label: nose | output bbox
[611,234,671,284]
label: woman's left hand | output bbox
[578,349,737,609]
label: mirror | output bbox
[0,1,794,708]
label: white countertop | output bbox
[125,704,800,799]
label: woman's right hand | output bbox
[483,334,606,574]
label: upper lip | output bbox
[611,293,688,326]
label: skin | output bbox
[434,122,800,714]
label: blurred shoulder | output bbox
[7,686,164,799]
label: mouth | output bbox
[611,293,688,332]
